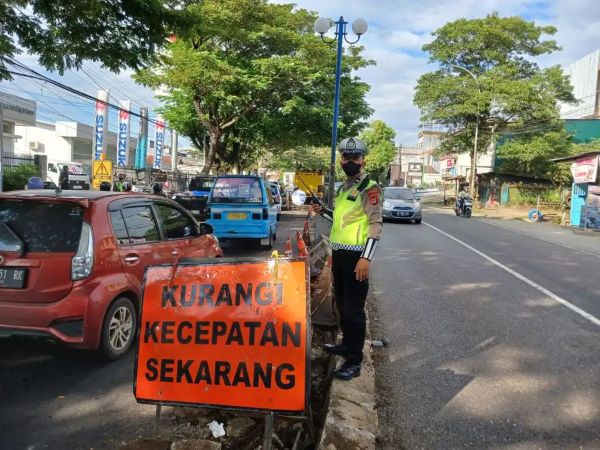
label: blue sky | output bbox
[1,0,599,149]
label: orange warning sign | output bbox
[134,258,309,413]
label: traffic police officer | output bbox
[313,137,383,380]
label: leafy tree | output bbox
[0,0,184,80]
[266,146,329,172]
[359,120,397,182]
[414,13,576,184]
[137,0,373,174]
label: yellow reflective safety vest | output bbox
[330,176,376,251]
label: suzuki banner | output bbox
[571,155,599,183]
[134,107,149,170]
[153,118,165,170]
[117,100,131,167]
[93,90,109,161]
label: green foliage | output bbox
[359,120,397,182]
[508,187,562,206]
[136,0,373,173]
[3,164,40,191]
[266,147,329,172]
[496,130,575,183]
[414,13,576,179]
[0,1,183,80]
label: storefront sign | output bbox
[134,258,309,413]
[571,155,599,183]
[117,100,131,167]
[153,118,165,170]
[93,90,109,161]
[0,92,36,125]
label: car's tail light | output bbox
[72,222,93,281]
[262,208,269,219]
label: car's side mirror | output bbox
[198,222,214,235]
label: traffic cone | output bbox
[302,219,311,247]
[296,231,308,258]
[284,236,293,257]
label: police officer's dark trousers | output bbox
[332,249,368,366]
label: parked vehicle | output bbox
[207,175,278,248]
[0,190,221,359]
[454,195,473,218]
[382,187,422,224]
[47,161,90,190]
[269,182,283,221]
[294,170,325,202]
[172,176,214,220]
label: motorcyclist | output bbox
[458,186,469,212]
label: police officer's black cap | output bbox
[338,137,367,156]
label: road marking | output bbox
[423,221,600,327]
[475,218,600,260]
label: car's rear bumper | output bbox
[0,278,128,349]
[208,221,272,239]
[383,210,422,220]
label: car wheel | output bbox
[415,218,422,224]
[100,297,137,361]
[277,213,281,221]
[260,231,273,250]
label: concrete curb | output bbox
[319,314,377,450]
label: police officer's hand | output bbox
[311,205,323,215]
[355,258,370,281]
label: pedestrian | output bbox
[152,182,164,196]
[59,165,69,190]
[99,181,112,191]
[312,137,383,380]
[114,173,126,192]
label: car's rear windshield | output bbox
[189,178,213,191]
[384,189,415,200]
[210,177,263,203]
[0,200,84,253]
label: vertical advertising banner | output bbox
[117,100,131,168]
[93,90,109,161]
[134,108,149,170]
[153,118,165,170]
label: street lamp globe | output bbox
[314,17,331,35]
[352,18,368,36]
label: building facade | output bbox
[1,92,37,155]
[560,49,600,120]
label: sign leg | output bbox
[155,404,162,433]
[263,413,274,450]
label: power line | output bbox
[4,57,169,130]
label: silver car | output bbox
[382,187,422,224]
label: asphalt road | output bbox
[370,208,600,449]
[0,213,305,450]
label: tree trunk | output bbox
[202,129,221,175]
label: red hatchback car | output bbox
[0,190,221,359]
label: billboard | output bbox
[93,90,109,161]
[117,100,131,167]
[571,155,599,183]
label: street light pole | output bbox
[449,64,480,198]
[314,16,368,208]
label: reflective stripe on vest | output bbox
[330,178,376,249]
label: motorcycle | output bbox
[454,196,473,218]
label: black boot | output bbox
[333,363,361,380]
[323,343,348,357]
